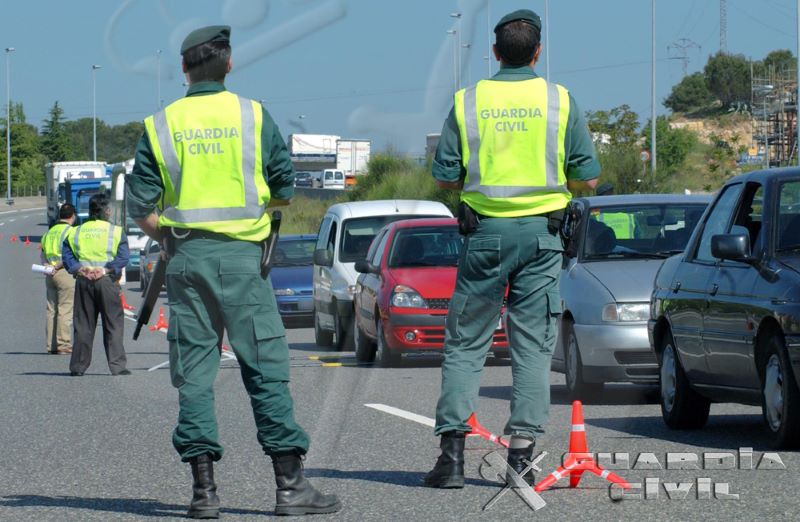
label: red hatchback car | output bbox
[353,218,509,366]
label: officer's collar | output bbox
[494,65,538,78]
[185,81,227,97]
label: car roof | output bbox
[324,200,454,219]
[724,166,800,186]
[390,217,458,229]
[579,194,712,207]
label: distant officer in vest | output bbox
[126,26,340,518]
[42,203,77,354]
[62,193,130,377]
[424,10,600,489]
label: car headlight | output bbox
[391,285,428,308]
[274,288,296,296]
[602,303,650,322]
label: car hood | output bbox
[270,265,313,292]
[387,267,457,297]
[581,259,663,302]
[778,255,800,275]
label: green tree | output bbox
[0,102,45,195]
[642,116,697,190]
[663,72,715,113]
[762,49,795,74]
[41,101,71,162]
[586,105,643,193]
[704,52,751,107]
[585,104,639,146]
[704,134,738,190]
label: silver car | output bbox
[553,194,710,399]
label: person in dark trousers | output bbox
[127,26,340,518]
[424,9,600,489]
[62,193,130,376]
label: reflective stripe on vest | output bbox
[42,223,71,264]
[455,78,571,217]
[69,221,121,268]
[144,91,271,241]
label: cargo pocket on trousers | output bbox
[464,236,501,279]
[221,257,261,306]
[165,257,186,305]
[167,313,185,388]
[537,232,564,253]
[543,289,562,355]
[253,313,290,383]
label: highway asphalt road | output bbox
[1,206,798,521]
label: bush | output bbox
[664,72,715,113]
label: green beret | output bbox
[494,9,542,33]
[180,25,231,54]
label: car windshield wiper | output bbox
[777,244,800,253]
[655,249,685,256]
[590,251,670,260]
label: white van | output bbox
[313,200,453,349]
[321,169,345,190]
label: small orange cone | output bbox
[24,236,31,246]
[10,234,17,243]
[466,413,509,448]
[120,293,135,312]
[534,401,630,493]
[149,307,168,332]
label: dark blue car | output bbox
[270,234,317,327]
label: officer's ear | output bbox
[532,44,542,65]
[226,56,233,74]
[492,44,501,63]
[182,57,188,74]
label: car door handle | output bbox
[671,281,681,293]
[709,283,719,296]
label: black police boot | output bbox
[271,452,341,516]
[507,437,536,486]
[188,454,220,519]
[423,431,465,489]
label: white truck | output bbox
[45,161,107,226]
[336,139,371,178]
[288,134,341,156]
[110,159,150,283]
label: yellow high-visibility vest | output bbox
[144,91,271,241]
[454,77,571,217]
[67,219,122,268]
[42,222,72,265]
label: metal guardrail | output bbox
[295,187,350,200]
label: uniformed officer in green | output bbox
[127,26,340,518]
[424,10,600,488]
[41,203,76,354]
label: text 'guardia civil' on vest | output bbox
[480,107,543,132]
[173,127,239,155]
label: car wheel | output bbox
[333,307,354,352]
[354,320,376,363]
[659,330,710,429]
[564,320,603,400]
[761,333,800,449]
[376,320,400,367]
[314,311,333,347]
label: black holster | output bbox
[457,202,481,236]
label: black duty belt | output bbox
[169,228,238,242]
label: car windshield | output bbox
[388,226,462,268]
[777,180,800,253]
[582,203,707,260]
[296,172,311,179]
[274,238,316,267]
[340,215,444,263]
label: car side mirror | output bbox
[313,248,333,267]
[711,233,753,263]
[354,259,379,275]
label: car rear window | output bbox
[583,204,707,260]
[388,226,462,268]
[339,215,444,263]
[275,238,315,266]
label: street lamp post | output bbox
[450,12,462,90]
[92,64,101,162]
[544,0,550,81]
[156,49,162,109]
[447,30,458,94]
[5,47,14,205]
[487,0,492,77]
[651,0,657,187]
[462,43,472,86]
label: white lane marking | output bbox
[0,222,4,226]
[0,207,45,215]
[9,219,15,222]
[364,403,435,428]
[124,316,137,323]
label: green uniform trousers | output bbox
[434,215,563,440]
[165,237,309,462]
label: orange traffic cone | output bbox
[149,307,168,332]
[466,413,509,448]
[120,293,135,311]
[24,236,31,247]
[10,234,17,243]
[534,401,630,493]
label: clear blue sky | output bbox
[1,0,798,155]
